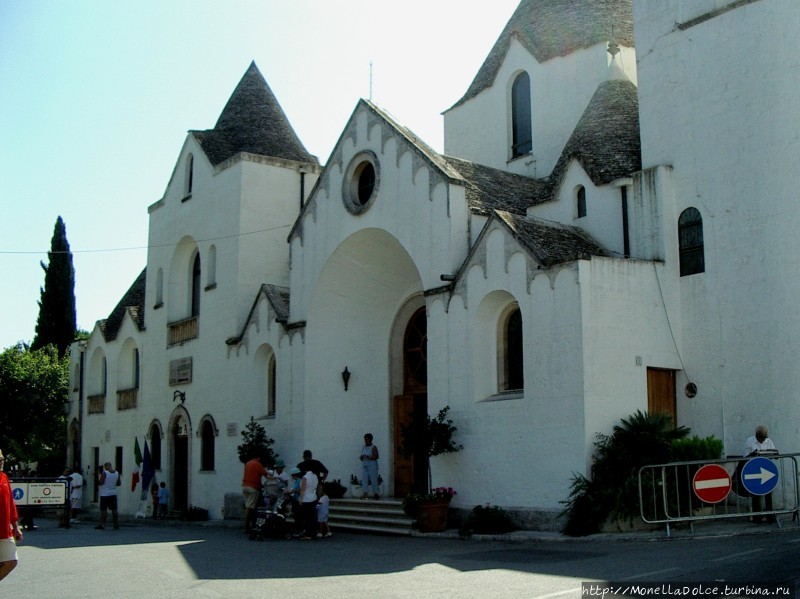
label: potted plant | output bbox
[403,487,457,532]
[322,479,347,499]
[401,406,462,493]
[349,474,362,498]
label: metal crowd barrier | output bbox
[638,453,800,536]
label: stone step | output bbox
[329,497,415,535]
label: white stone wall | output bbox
[71,135,317,518]
[529,161,629,257]
[444,41,637,179]
[633,0,800,453]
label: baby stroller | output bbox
[249,492,292,541]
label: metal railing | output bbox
[639,453,800,536]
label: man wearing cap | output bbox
[268,460,289,494]
[0,449,23,582]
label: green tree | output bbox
[237,418,278,465]
[0,344,68,473]
[32,216,77,357]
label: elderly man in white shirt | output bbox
[743,425,777,522]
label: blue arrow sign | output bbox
[741,457,780,496]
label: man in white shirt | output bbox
[744,424,776,456]
[68,467,84,524]
[743,425,777,522]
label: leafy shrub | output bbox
[323,479,347,499]
[669,435,723,461]
[459,504,516,536]
[183,506,209,521]
[561,410,691,536]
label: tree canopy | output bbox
[0,344,68,473]
[32,216,77,357]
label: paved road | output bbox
[4,517,800,598]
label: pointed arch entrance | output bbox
[392,305,428,496]
[169,408,191,512]
[305,228,425,498]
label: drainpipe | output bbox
[78,340,87,468]
[621,185,630,258]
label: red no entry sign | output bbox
[693,464,732,503]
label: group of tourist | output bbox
[242,433,382,540]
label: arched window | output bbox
[191,253,201,317]
[576,186,587,218]
[511,72,532,158]
[149,422,162,470]
[207,245,217,288]
[268,354,276,416]
[155,268,164,307]
[133,348,140,388]
[185,154,194,196]
[499,306,524,391]
[102,357,107,395]
[200,418,216,471]
[678,207,705,276]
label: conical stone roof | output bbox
[193,61,317,166]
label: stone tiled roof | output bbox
[442,79,639,212]
[226,284,291,345]
[262,284,290,322]
[442,156,549,215]
[547,78,641,193]
[449,0,634,110]
[495,210,608,266]
[99,268,146,342]
[192,62,318,167]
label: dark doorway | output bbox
[393,307,428,496]
[172,422,189,511]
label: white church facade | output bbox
[67,0,800,527]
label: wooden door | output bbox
[393,393,429,496]
[647,367,677,427]
[393,394,415,497]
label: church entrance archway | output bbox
[305,228,424,498]
[169,409,191,512]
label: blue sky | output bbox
[0,0,521,349]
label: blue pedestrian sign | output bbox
[740,457,779,496]
[13,488,24,501]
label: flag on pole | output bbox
[131,437,143,491]
[140,440,155,501]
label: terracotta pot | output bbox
[416,500,450,532]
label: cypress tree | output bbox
[32,216,77,357]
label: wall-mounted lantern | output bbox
[341,367,351,391]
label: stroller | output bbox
[249,491,293,541]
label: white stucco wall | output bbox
[444,41,637,179]
[529,161,629,256]
[633,0,800,453]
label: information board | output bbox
[11,481,68,506]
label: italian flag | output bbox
[131,437,143,491]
